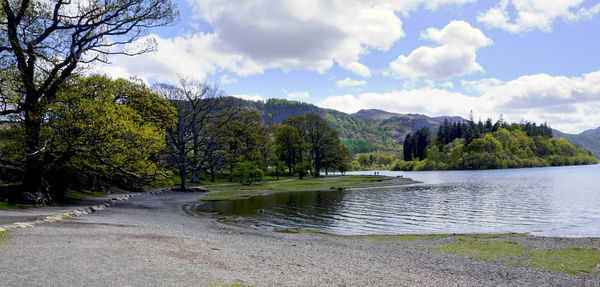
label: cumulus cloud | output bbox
[318,88,481,115]
[97,33,263,84]
[286,91,311,101]
[233,94,265,102]
[389,21,492,79]
[477,0,600,33]
[336,77,367,88]
[318,71,600,133]
[219,74,237,85]
[101,0,477,81]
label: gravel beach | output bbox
[1,190,599,287]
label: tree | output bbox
[156,79,235,190]
[233,160,263,185]
[23,75,175,198]
[285,114,341,177]
[222,110,268,181]
[274,125,303,176]
[0,0,177,203]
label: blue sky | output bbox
[102,0,600,133]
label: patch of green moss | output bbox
[529,248,600,274]
[0,202,23,209]
[431,238,527,260]
[0,229,11,243]
[64,189,117,200]
[431,238,600,274]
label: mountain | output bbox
[353,109,465,144]
[239,99,465,153]
[237,98,599,157]
[553,128,600,158]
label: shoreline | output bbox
[0,190,599,286]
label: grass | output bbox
[64,189,119,200]
[0,229,11,243]
[431,238,527,260]
[200,175,414,201]
[530,248,600,274]
[172,174,298,187]
[431,238,600,274]
[0,202,23,210]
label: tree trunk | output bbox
[22,103,53,205]
[191,169,200,183]
[178,165,187,190]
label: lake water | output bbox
[198,164,600,237]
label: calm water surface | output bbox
[199,164,600,237]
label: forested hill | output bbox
[236,98,600,158]
[352,109,465,144]
[237,98,464,154]
[553,128,600,158]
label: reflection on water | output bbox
[198,164,600,237]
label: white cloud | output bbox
[286,91,311,100]
[233,94,265,102]
[103,0,478,81]
[220,74,237,85]
[318,71,600,133]
[98,33,263,84]
[461,78,505,93]
[336,77,367,88]
[389,21,492,79]
[477,0,600,33]
[441,81,454,88]
[318,88,480,115]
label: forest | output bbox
[0,76,350,204]
[394,117,598,171]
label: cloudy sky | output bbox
[102,0,600,134]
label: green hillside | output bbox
[240,99,399,153]
[235,98,599,159]
[553,128,600,158]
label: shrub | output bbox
[233,161,264,185]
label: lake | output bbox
[198,164,600,237]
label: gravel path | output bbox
[0,191,599,287]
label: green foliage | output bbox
[341,138,376,154]
[293,162,311,179]
[393,126,598,171]
[47,75,176,188]
[233,161,264,185]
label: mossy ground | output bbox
[431,238,600,274]
[200,175,415,201]
[0,229,11,243]
[64,189,120,200]
[0,202,23,210]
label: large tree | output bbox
[156,79,237,190]
[285,114,345,177]
[0,0,177,203]
[274,125,303,176]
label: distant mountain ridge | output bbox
[235,97,599,157]
[553,128,600,158]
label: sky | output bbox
[99,0,600,134]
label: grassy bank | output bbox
[274,228,599,275]
[200,175,416,201]
[431,238,600,274]
[64,189,121,200]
